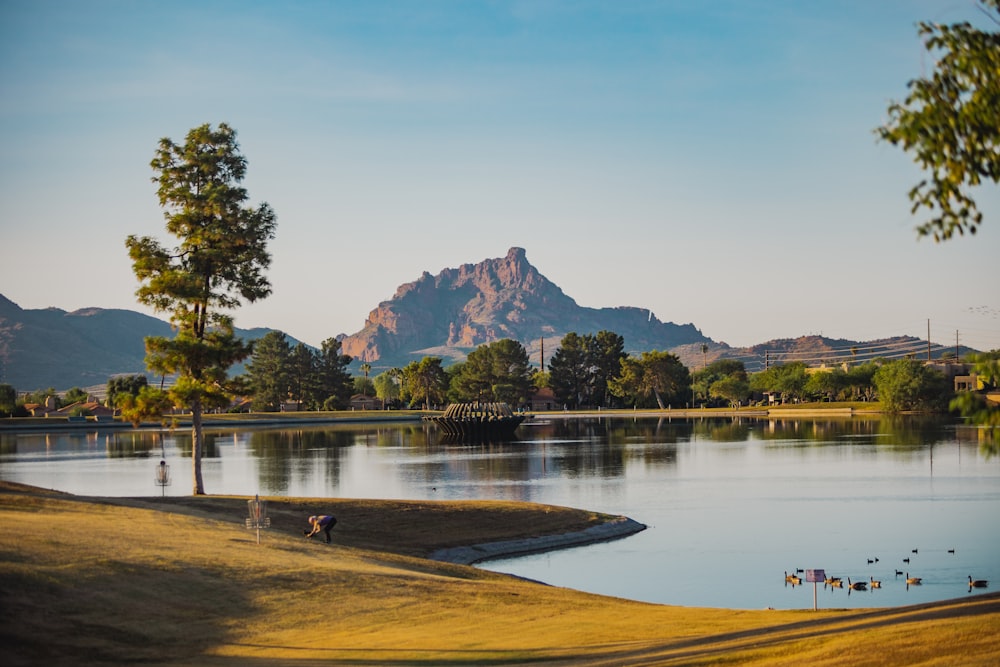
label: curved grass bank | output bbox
[1,482,997,666]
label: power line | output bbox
[722,340,963,373]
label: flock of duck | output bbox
[783,548,989,593]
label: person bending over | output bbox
[304,514,337,543]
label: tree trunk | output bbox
[191,396,205,495]
[652,388,665,410]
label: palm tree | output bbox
[360,362,372,398]
[701,344,708,370]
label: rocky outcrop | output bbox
[339,247,710,369]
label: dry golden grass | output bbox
[1,481,997,666]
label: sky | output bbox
[1,0,998,353]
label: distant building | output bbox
[349,395,383,410]
[54,400,116,419]
[529,387,557,411]
[24,395,60,417]
[954,374,978,392]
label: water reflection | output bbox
[2,415,997,610]
[0,416,990,481]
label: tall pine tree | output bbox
[127,123,276,494]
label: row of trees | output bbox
[3,338,995,421]
[307,333,902,412]
[345,334,998,416]
[373,341,535,410]
[367,335,693,411]
[243,332,354,411]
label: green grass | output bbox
[2,482,997,666]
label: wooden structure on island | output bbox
[424,402,525,441]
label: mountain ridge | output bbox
[339,247,709,370]
[0,294,293,390]
[0,248,971,390]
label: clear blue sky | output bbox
[1,1,997,352]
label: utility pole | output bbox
[956,330,960,361]
[927,319,931,361]
[540,338,545,373]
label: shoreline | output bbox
[0,404,887,432]
[429,515,647,565]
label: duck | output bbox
[785,571,801,585]
[948,548,955,554]
[848,577,867,591]
[903,557,910,563]
[870,576,882,589]
[895,569,904,576]
[906,573,922,585]
[968,576,988,588]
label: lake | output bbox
[1,414,997,610]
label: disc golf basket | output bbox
[245,494,271,544]
[154,460,171,497]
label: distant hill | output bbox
[0,294,291,391]
[1,247,975,391]
[684,334,973,374]
[339,247,711,371]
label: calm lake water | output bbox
[2,415,998,610]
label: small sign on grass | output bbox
[805,569,826,610]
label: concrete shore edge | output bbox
[429,515,647,565]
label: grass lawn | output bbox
[1,481,996,666]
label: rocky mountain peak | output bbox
[338,248,707,369]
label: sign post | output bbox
[805,569,825,611]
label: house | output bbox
[349,394,383,410]
[54,401,116,419]
[528,387,557,411]
[229,398,253,413]
[954,374,979,392]
[24,395,59,417]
